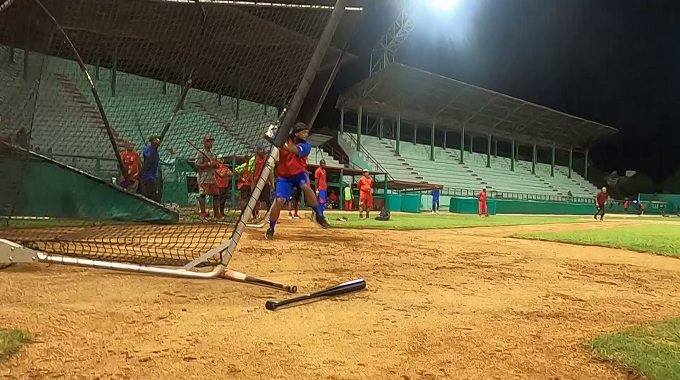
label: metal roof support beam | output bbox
[340,106,345,134]
[443,129,447,151]
[551,144,555,177]
[531,143,537,175]
[568,148,573,179]
[396,114,401,156]
[379,117,384,140]
[510,138,515,172]
[357,106,362,151]
[430,119,435,161]
[460,125,465,164]
[486,134,491,168]
[413,123,417,144]
[494,137,498,157]
[584,148,589,179]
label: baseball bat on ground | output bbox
[265,278,366,311]
[221,269,297,293]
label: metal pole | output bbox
[568,148,573,178]
[430,120,435,161]
[33,0,129,182]
[486,134,491,168]
[185,0,349,270]
[340,106,344,134]
[443,129,447,151]
[551,144,555,177]
[510,138,515,172]
[379,117,384,140]
[396,114,401,155]
[494,138,498,157]
[413,124,417,144]
[532,143,537,174]
[584,148,589,179]
[357,106,362,150]
[459,126,465,164]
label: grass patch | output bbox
[588,319,680,380]
[324,212,588,230]
[515,224,680,257]
[0,329,31,361]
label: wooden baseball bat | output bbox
[265,278,366,311]
[221,269,297,293]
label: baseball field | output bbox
[1,213,679,379]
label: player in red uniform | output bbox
[314,159,328,218]
[215,154,232,217]
[594,187,608,221]
[265,122,328,239]
[120,140,140,192]
[252,143,274,221]
[477,187,489,217]
[357,169,374,219]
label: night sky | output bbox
[319,0,680,182]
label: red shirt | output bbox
[238,160,250,189]
[478,191,487,202]
[596,191,608,206]
[254,155,266,182]
[120,150,140,182]
[215,164,231,188]
[314,167,327,190]
[357,176,373,194]
[277,139,311,177]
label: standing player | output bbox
[431,185,440,214]
[343,184,353,211]
[252,143,275,222]
[314,159,328,219]
[265,122,328,239]
[195,135,221,219]
[215,154,232,216]
[288,188,301,219]
[140,135,161,202]
[357,169,374,219]
[594,186,608,221]
[120,140,140,193]
[477,187,488,217]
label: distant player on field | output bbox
[357,169,374,219]
[477,187,488,217]
[314,159,328,219]
[265,122,328,239]
[431,185,440,214]
[195,135,221,219]
[594,186,608,221]
[343,184,353,211]
[140,135,161,203]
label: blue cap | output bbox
[256,142,264,149]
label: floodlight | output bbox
[426,0,462,11]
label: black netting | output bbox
[0,0,344,266]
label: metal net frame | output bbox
[0,0,349,277]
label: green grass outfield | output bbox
[0,329,31,362]
[588,319,680,380]
[324,211,591,230]
[515,224,680,257]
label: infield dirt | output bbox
[1,218,679,379]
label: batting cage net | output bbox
[0,0,348,269]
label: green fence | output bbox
[1,149,177,222]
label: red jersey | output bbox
[215,164,231,188]
[314,167,327,190]
[238,160,250,189]
[277,139,311,177]
[478,191,487,202]
[254,155,266,182]
[357,176,373,194]
[595,191,608,206]
[120,150,140,181]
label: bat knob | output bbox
[265,301,278,311]
[291,285,298,293]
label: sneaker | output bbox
[435,211,439,214]
[200,212,209,220]
[431,211,435,214]
[293,214,300,220]
[593,215,597,220]
[288,214,293,219]
[265,228,275,240]
[313,211,329,229]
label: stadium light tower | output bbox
[369,0,463,76]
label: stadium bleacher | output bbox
[343,132,597,197]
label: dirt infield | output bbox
[2,218,680,379]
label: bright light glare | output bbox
[426,0,462,11]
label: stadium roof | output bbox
[338,64,618,150]
[0,0,361,106]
